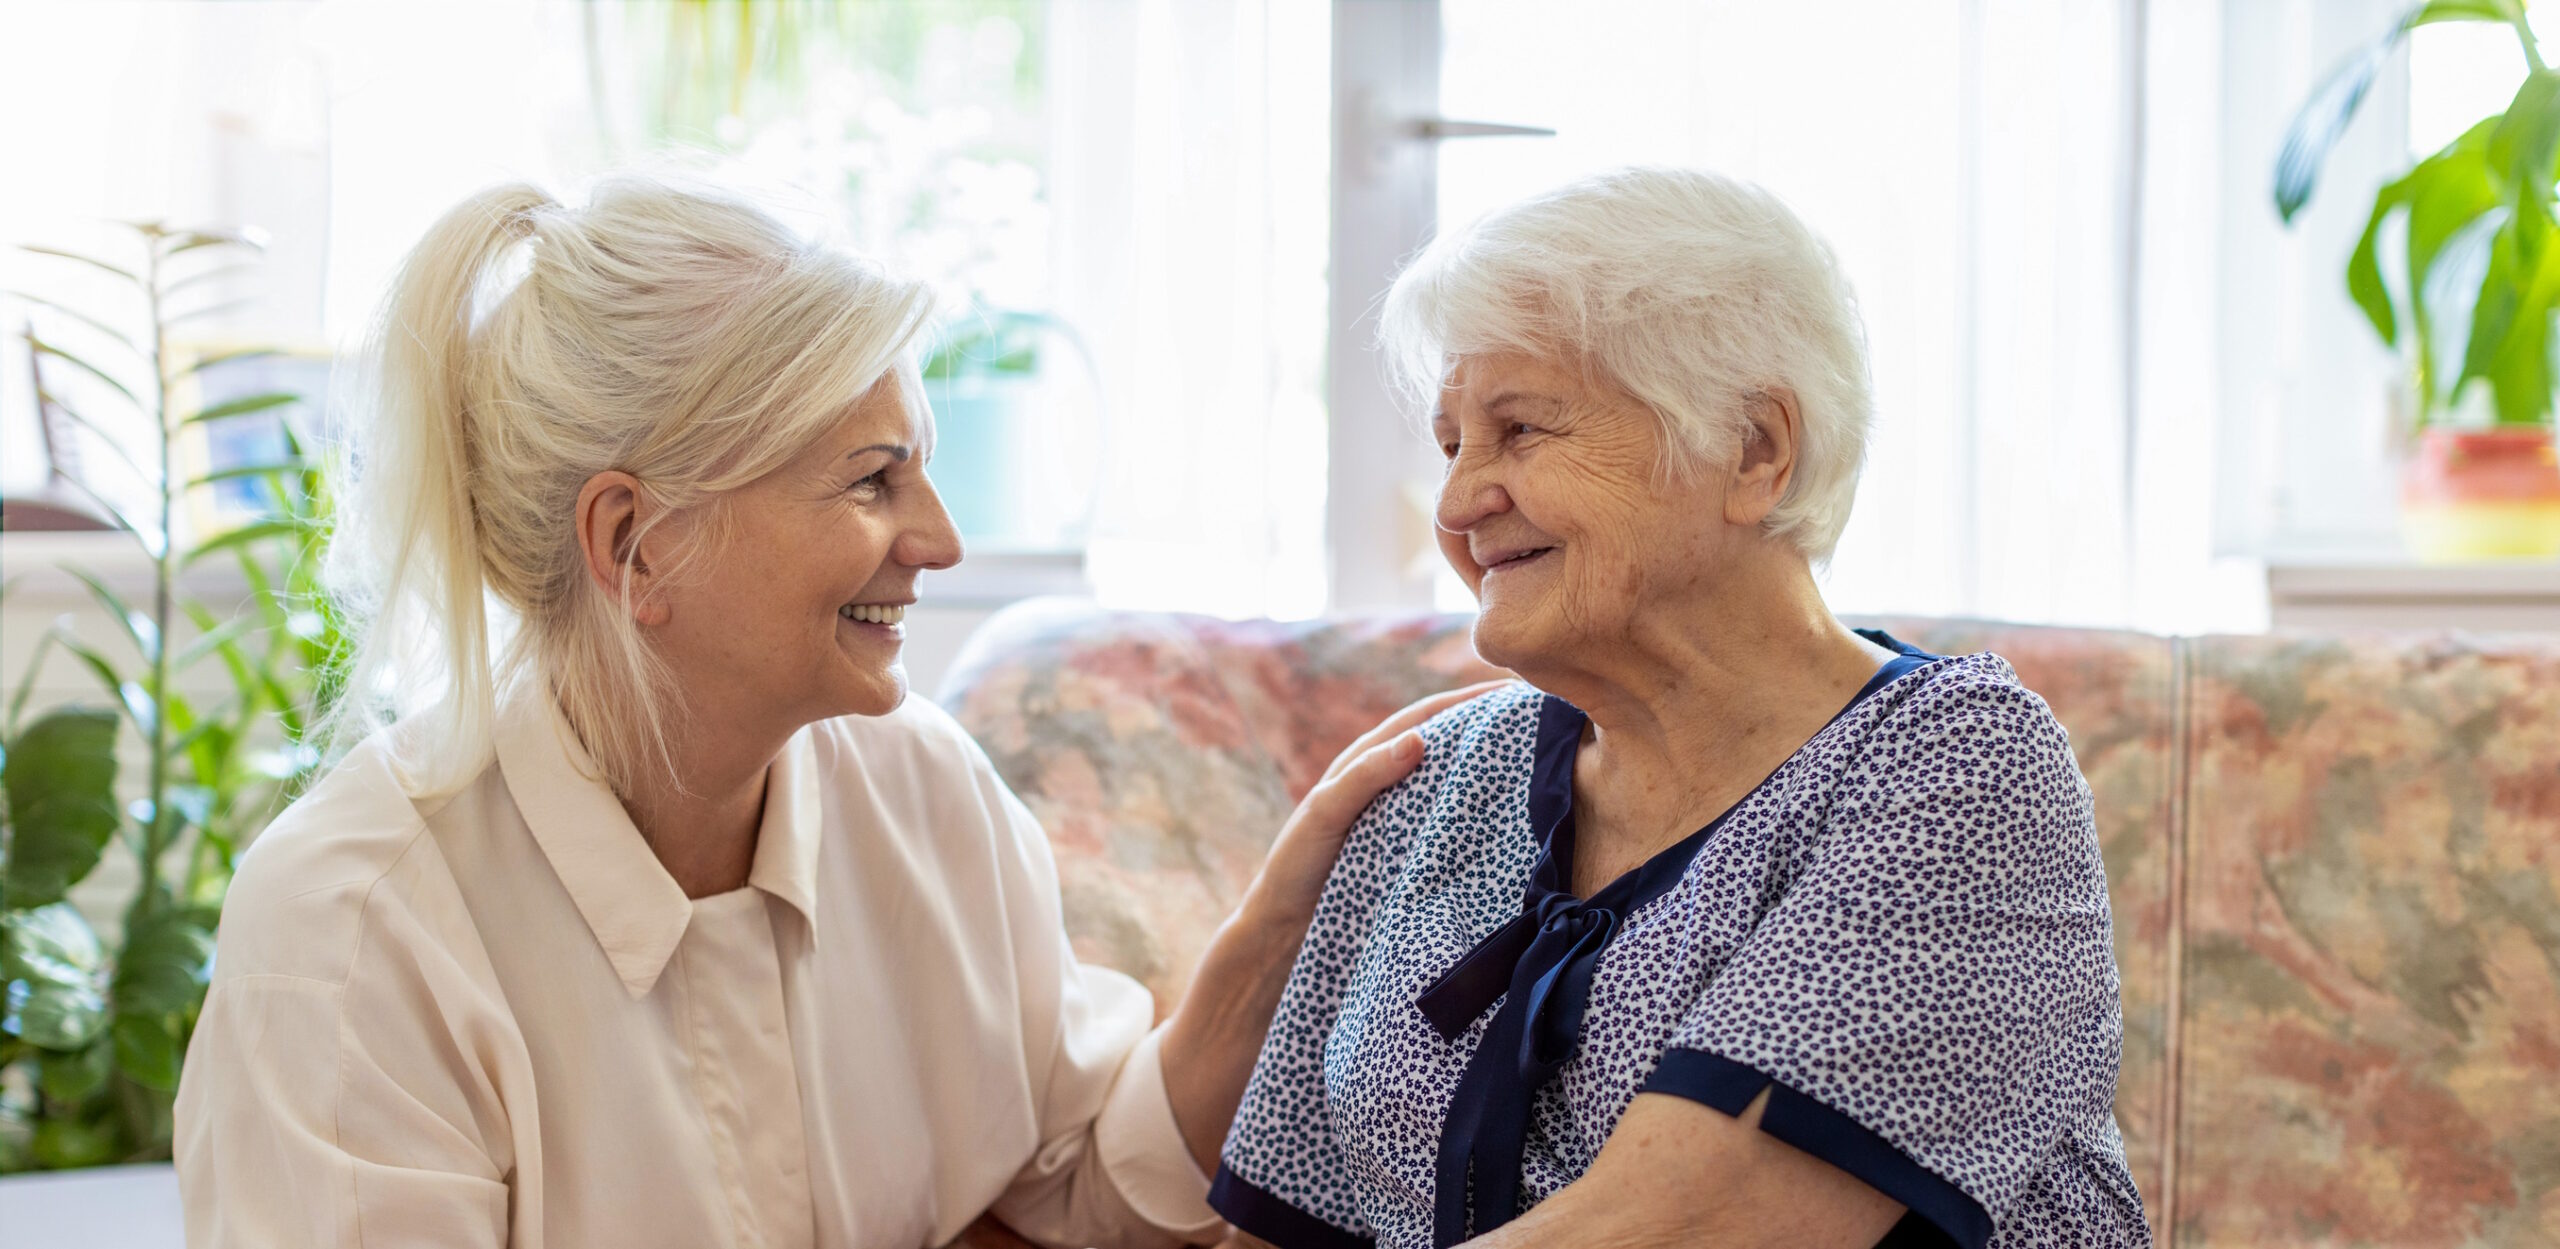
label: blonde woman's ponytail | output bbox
[328,184,554,790]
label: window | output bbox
[1332,0,2268,631]
[2218,1,2549,572]
[4,1,2503,634]
[2410,12,2543,156]
[5,0,1332,618]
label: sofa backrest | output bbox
[937,601,2560,1248]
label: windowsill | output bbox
[2265,557,2560,632]
[918,548,1090,607]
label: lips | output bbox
[839,603,909,624]
[1478,547,1555,572]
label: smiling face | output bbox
[643,372,962,731]
[1432,352,1745,681]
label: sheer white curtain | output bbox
[1420,0,2272,632]
[1046,1,1334,619]
[312,0,1340,621]
[3,0,1342,617]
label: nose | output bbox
[1434,447,1511,536]
[901,475,965,572]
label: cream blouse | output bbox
[172,684,1223,1249]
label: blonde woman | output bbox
[171,176,1488,1249]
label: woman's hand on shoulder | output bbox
[1241,679,1514,930]
[1161,679,1511,1173]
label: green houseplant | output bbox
[0,222,341,1170]
[2276,0,2560,559]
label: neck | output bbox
[609,701,791,900]
[1531,544,1888,876]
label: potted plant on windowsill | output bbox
[917,309,1103,556]
[921,310,1047,547]
[2278,0,2560,561]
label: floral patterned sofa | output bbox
[937,600,2560,1248]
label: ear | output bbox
[574,471,672,627]
[1723,388,1802,529]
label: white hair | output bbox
[1380,166,1874,561]
[326,173,934,798]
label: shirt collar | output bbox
[746,729,824,935]
[1524,629,1940,904]
[492,684,824,998]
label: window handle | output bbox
[1404,118,1556,141]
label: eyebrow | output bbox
[844,443,913,463]
[1482,391,1560,416]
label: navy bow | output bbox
[1410,650,1930,1247]
[1410,693,1614,1247]
[1418,886,1620,1246]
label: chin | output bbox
[845,668,911,718]
[1467,603,1551,676]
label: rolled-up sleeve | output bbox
[1640,672,2124,1249]
[1093,1026,1223,1233]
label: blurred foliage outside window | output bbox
[602,0,1053,320]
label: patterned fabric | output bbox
[939,604,2560,1248]
[1865,618,2178,1226]
[1206,641,2144,1249]
[938,601,1503,1017]
[2175,632,2560,1249]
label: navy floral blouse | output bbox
[1210,633,2149,1249]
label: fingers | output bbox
[1297,730,1428,836]
[1319,679,1515,785]
[1259,679,1514,921]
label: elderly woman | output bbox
[1208,168,2147,1249]
[172,176,1492,1249]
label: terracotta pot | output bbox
[2401,425,2560,562]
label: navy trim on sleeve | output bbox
[1643,1048,1989,1249]
[1209,1163,1375,1249]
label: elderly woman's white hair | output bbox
[1380,166,1873,561]
[326,174,934,797]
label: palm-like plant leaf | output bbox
[61,568,158,665]
[14,245,140,287]
[2274,0,2526,223]
[181,519,299,569]
[35,392,157,485]
[3,291,138,351]
[162,228,267,255]
[160,263,259,299]
[28,337,141,408]
[172,347,278,379]
[183,392,297,427]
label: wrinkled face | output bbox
[1432,352,1730,677]
[651,373,962,727]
